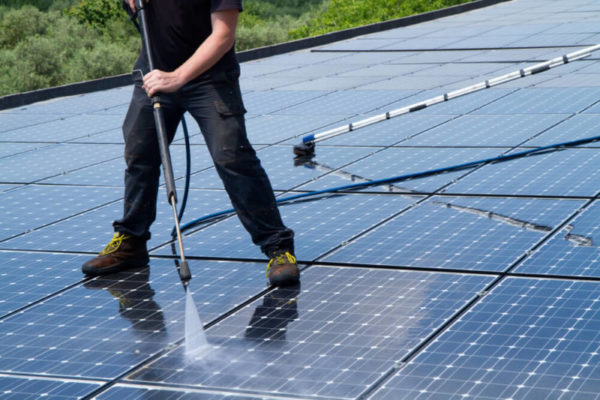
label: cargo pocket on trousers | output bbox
[213,79,247,117]
[214,98,246,116]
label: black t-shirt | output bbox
[141,0,242,76]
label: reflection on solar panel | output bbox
[370,278,600,400]
[1,0,600,398]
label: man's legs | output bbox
[82,83,183,276]
[181,70,298,285]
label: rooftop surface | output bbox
[2,0,600,398]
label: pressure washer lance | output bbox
[135,0,192,287]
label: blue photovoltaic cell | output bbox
[244,114,350,145]
[275,90,418,116]
[336,63,434,77]
[380,36,463,50]
[97,385,258,400]
[0,184,22,193]
[0,114,123,142]
[0,376,101,399]
[299,147,508,193]
[325,197,583,271]
[67,128,124,144]
[410,62,508,77]
[509,33,596,47]
[242,90,332,116]
[442,35,528,49]
[189,146,376,191]
[473,87,600,114]
[552,21,600,34]
[445,148,600,197]
[323,114,454,147]
[371,278,600,400]
[298,170,469,195]
[0,252,87,317]
[239,75,312,92]
[401,114,568,147]
[0,259,268,379]
[515,200,600,278]
[0,189,232,252]
[523,114,600,146]
[0,143,50,159]
[41,144,211,187]
[155,193,419,260]
[459,48,559,63]
[582,99,600,114]
[0,143,122,183]
[0,112,62,133]
[316,38,403,51]
[239,62,295,78]
[126,267,493,399]
[6,87,132,115]
[390,51,483,64]
[357,75,467,91]
[0,185,122,241]
[535,73,600,88]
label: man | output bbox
[81,0,299,286]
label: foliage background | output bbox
[0,0,472,96]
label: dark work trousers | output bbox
[113,68,294,256]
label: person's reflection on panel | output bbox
[84,266,167,339]
[245,283,300,343]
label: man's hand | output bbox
[142,70,185,97]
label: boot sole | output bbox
[268,266,300,286]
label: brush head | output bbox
[293,141,315,157]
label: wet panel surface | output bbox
[127,267,493,399]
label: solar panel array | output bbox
[1,0,600,398]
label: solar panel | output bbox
[324,197,584,271]
[0,185,122,241]
[0,114,123,142]
[473,87,600,114]
[2,0,600,398]
[446,148,600,197]
[515,200,600,278]
[299,147,508,193]
[323,114,454,146]
[369,277,600,400]
[155,193,420,260]
[126,267,494,399]
[0,376,101,399]
[0,251,87,317]
[0,144,122,183]
[0,260,268,379]
[97,385,259,400]
[402,114,568,147]
[187,145,376,191]
[0,189,232,252]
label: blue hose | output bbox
[179,134,600,234]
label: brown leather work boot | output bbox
[82,232,149,276]
[266,249,300,286]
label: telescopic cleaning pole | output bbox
[134,0,191,287]
[293,43,600,157]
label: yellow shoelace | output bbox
[99,233,131,255]
[266,251,296,277]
